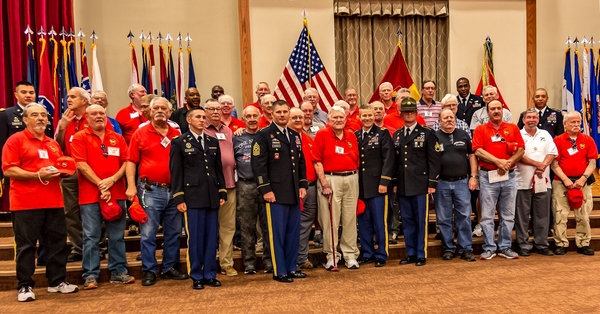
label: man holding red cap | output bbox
[71,104,133,290]
[551,111,597,256]
[3,103,78,302]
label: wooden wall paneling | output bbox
[238,0,253,106]
[526,0,536,108]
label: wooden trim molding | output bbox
[238,0,253,106]
[526,0,536,107]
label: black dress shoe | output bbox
[142,271,156,286]
[288,271,306,278]
[399,256,417,265]
[577,246,595,256]
[192,280,204,289]
[536,248,554,256]
[415,258,426,266]
[375,259,386,267]
[555,247,567,255]
[520,249,530,257]
[357,257,376,265]
[161,269,189,280]
[136,253,142,261]
[273,275,293,283]
[67,253,82,263]
[202,278,222,287]
[442,252,454,260]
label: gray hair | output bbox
[379,82,393,90]
[563,111,581,123]
[482,85,498,94]
[440,94,457,105]
[23,103,47,117]
[438,108,455,122]
[304,87,318,95]
[328,105,346,118]
[127,84,145,98]
[149,96,170,109]
[85,104,106,114]
[218,94,234,105]
[71,87,91,103]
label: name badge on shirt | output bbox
[438,143,444,152]
[107,147,120,157]
[215,133,226,140]
[310,126,320,133]
[335,146,345,154]
[424,111,433,117]
[38,149,49,159]
[568,147,579,155]
[130,111,139,119]
[491,136,503,143]
[161,137,171,148]
[69,135,74,143]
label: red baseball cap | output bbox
[55,156,76,175]
[128,196,148,224]
[356,199,366,216]
[506,142,520,155]
[567,189,584,209]
[100,199,123,221]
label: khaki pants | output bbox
[219,188,237,268]
[317,174,359,261]
[552,180,593,248]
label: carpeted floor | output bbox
[2,254,599,313]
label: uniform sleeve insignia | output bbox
[186,142,192,148]
[173,135,180,139]
[0,108,5,111]
[258,176,264,184]
[435,142,442,152]
[252,142,261,156]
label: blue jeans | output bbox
[138,182,182,274]
[434,178,473,253]
[479,170,517,252]
[81,201,127,279]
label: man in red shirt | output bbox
[383,88,426,134]
[551,111,597,256]
[71,104,134,290]
[244,82,270,113]
[55,87,91,263]
[378,82,398,115]
[126,97,187,286]
[313,106,360,270]
[337,100,361,133]
[116,84,147,144]
[259,94,275,129]
[344,88,360,123]
[472,100,524,260]
[219,94,245,133]
[3,103,79,301]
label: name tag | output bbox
[438,143,444,152]
[161,137,171,148]
[568,147,578,155]
[69,135,74,142]
[310,126,320,133]
[130,112,139,119]
[215,133,226,140]
[38,149,49,159]
[424,111,432,117]
[335,146,344,154]
[107,147,120,157]
[491,136,502,143]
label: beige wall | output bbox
[73,0,241,116]
[448,0,528,115]
[249,0,335,104]
[537,0,600,110]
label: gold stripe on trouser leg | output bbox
[384,195,389,256]
[183,211,191,276]
[13,237,16,261]
[424,195,429,259]
[265,203,278,276]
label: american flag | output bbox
[273,21,341,111]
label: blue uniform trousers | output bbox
[398,194,427,259]
[358,195,389,260]
[264,203,300,276]
[184,207,219,281]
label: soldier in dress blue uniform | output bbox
[393,97,441,267]
[455,77,484,127]
[355,104,394,267]
[170,107,227,290]
[517,88,564,138]
[251,100,308,283]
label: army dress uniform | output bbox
[393,102,441,264]
[170,131,227,283]
[455,94,484,127]
[355,126,394,264]
[251,123,307,281]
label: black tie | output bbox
[538,110,542,119]
[282,128,289,142]
[405,128,411,138]
[198,135,204,151]
[362,132,367,141]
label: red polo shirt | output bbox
[472,121,524,170]
[259,116,271,129]
[2,129,64,211]
[63,114,114,157]
[384,102,398,115]
[127,123,181,184]
[116,103,147,144]
[225,117,246,133]
[71,128,128,204]
[383,113,426,134]
[344,119,362,133]
[312,126,359,172]
[348,107,360,122]
[553,132,598,179]
[301,132,317,182]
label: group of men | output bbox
[2,76,597,301]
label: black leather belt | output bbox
[238,178,255,183]
[141,178,171,189]
[325,171,357,176]
[308,181,316,186]
[480,168,515,173]
[440,175,468,182]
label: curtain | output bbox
[334,0,448,105]
[0,0,74,109]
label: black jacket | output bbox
[355,126,394,199]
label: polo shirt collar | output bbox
[23,128,48,141]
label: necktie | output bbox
[198,135,204,151]
[282,128,289,142]
[362,132,367,141]
[405,127,411,138]
[538,110,543,119]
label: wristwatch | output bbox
[470,175,479,179]
[583,174,590,179]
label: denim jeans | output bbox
[479,170,517,252]
[434,178,473,253]
[81,201,128,279]
[138,182,182,274]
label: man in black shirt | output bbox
[434,109,479,261]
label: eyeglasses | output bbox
[100,144,108,157]
[220,102,233,106]
[443,104,458,108]
[205,107,221,112]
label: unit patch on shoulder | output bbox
[435,142,442,152]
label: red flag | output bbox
[159,43,168,97]
[130,43,139,85]
[273,19,341,111]
[475,39,509,110]
[148,43,156,94]
[369,42,420,103]
[37,37,57,127]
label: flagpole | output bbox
[303,9,312,89]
